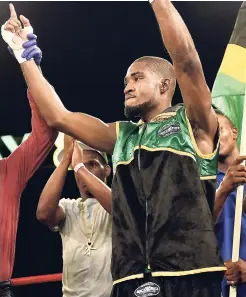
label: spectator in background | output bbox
[36,135,112,297]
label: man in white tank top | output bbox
[36,134,112,297]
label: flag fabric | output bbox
[213,3,246,297]
[212,2,246,147]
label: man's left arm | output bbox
[5,90,58,192]
[72,141,112,214]
[151,0,217,139]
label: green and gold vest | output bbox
[111,105,225,284]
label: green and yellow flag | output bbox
[212,2,246,147]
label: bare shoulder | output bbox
[107,122,117,135]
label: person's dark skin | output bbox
[215,114,246,286]
[5,1,217,156]
[36,135,112,229]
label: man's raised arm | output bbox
[3,90,58,196]
[1,4,117,154]
[21,60,117,154]
[151,0,217,138]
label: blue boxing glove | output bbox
[8,33,42,66]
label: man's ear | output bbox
[104,165,111,178]
[232,127,238,141]
[160,78,170,94]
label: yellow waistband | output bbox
[113,266,226,285]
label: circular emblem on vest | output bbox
[134,282,160,297]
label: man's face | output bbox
[75,150,109,197]
[217,114,237,157]
[124,61,160,120]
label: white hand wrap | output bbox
[1,23,33,64]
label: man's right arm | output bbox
[214,186,230,222]
[36,158,70,228]
[21,60,117,154]
[2,5,116,153]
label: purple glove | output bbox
[8,33,42,66]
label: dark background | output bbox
[0,1,242,296]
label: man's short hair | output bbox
[135,56,174,77]
[134,56,176,95]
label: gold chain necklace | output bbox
[81,200,100,257]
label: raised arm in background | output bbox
[151,0,218,153]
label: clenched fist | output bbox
[219,156,246,197]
